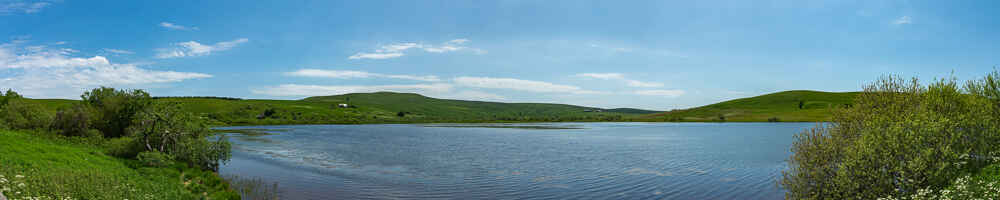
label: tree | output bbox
[397,112,406,117]
[781,71,1000,199]
[50,103,96,137]
[129,103,232,171]
[82,87,152,138]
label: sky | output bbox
[1,0,998,110]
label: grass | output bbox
[0,130,238,200]
[638,90,859,122]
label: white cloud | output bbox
[251,83,453,97]
[102,48,134,55]
[0,41,211,98]
[453,76,600,94]
[348,52,404,60]
[577,73,625,80]
[285,69,440,82]
[348,39,484,60]
[634,89,686,98]
[1,1,51,14]
[576,73,663,88]
[156,38,248,58]
[893,16,912,25]
[159,22,198,31]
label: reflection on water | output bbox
[217,122,812,200]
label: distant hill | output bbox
[26,92,653,126]
[638,90,859,122]
[302,92,650,122]
[604,108,661,114]
[24,90,854,125]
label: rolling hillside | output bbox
[302,92,656,122]
[638,90,859,122]
[24,90,858,125]
[27,92,658,126]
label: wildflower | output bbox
[14,175,23,178]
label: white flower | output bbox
[14,175,24,178]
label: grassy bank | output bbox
[0,130,237,200]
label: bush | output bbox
[781,71,1000,199]
[129,103,231,171]
[50,103,95,137]
[0,90,52,130]
[767,117,781,122]
[104,136,143,158]
[137,151,173,167]
[82,87,152,138]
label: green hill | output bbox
[25,90,855,125]
[27,92,655,126]
[301,92,656,122]
[638,90,859,122]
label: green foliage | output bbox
[129,103,232,171]
[0,90,52,130]
[0,130,238,200]
[781,72,1000,199]
[49,103,95,137]
[642,90,858,122]
[877,164,1000,200]
[82,87,152,138]
[137,151,173,167]
[103,136,143,158]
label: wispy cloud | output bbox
[156,38,248,58]
[102,48,134,55]
[159,22,198,31]
[251,83,453,97]
[286,69,441,82]
[634,89,686,98]
[0,41,211,98]
[0,1,52,14]
[348,39,485,60]
[453,76,600,94]
[588,43,688,58]
[893,16,912,25]
[576,73,663,88]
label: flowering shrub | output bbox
[781,71,1000,199]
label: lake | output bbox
[216,122,816,199]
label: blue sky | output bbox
[1,0,998,110]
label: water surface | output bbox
[217,122,814,199]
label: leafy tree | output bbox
[82,87,152,138]
[781,71,1000,199]
[128,103,231,171]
